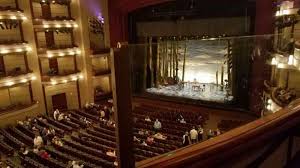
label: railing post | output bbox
[111,44,134,168]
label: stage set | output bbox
[143,39,234,104]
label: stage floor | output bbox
[146,83,233,103]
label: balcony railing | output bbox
[41,71,83,85]
[0,100,39,116]
[0,43,31,54]
[0,72,36,88]
[0,9,27,20]
[38,46,80,58]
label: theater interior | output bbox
[0,0,300,168]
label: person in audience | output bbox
[114,160,118,167]
[103,106,110,120]
[106,150,116,157]
[177,114,184,122]
[133,136,141,143]
[53,109,60,120]
[207,129,215,139]
[153,119,162,132]
[215,129,221,136]
[17,120,24,125]
[145,116,151,122]
[153,133,167,140]
[58,113,65,121]
[146,136,155,145]
[138,129,145,135]
[41,128,49,143]
[197,125,204,141]
[20,147,29,155]
[34,133,44,149]
[39,150,50,159]
[52,136,63,146]
[182,131,191,146]
[100,110,105,119]
[141,141,148,146]
[71,161,84,168]
[190,126,198,144]
[180,118,187,124]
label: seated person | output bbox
[53,109,60,120]
[153,119,162,131]
[34,134,44,149]
[146,136,155,145]
[145,116,151,122]
[57,113,65,121]
[141,141,148,146]
[133,136,141,143]
[180,118,186,124]
[39,150,50,159]
[153,133,167,140]
[106,150,116,157]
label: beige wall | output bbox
[3,54,26,73]
[54,33,72,46]
[36,32,46,48]
[0,0,16,7]
[92,56,109,71]
[0,27,21,42]
[32,2,42,18]
[57,57,75,73]
[10,85,31,105]
[0,85,31,108]
[45,82,79,112]
[93,75,111,93]
[50,4,69,17]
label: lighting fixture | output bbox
[271,58,278,65]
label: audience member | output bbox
[197,125,204,141]
[190,126,198,144]
[182,131,191,146]
[39,150,50,159]
[153,133,167,140]
[133,136,141,143]
[141,141,148,146]
[153,119,162,132]
[146,136,155,145]
[34,133,44,149]
[53,109,60,120]
[71,161,84,168]
[106,150,116,157]
[145,116,151,122]
[180,118,186,124]
[207,129,215,139]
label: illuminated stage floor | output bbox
[146,83,233,103]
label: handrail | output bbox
[136,99,300,168]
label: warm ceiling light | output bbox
[43,25,50,28]
[59,52,65,56]
[0,49,9,54]
[55,24,61,28]
[79,75,84,79]
[66,24,72,28]
[63,79,68,83]
[21,16,27,20]
[74,24,78,28]
[10,16,17,20]
[21,79,28,83]
[26,47,32,51]
[5,81,14,86]
[15,48,23,52]
[271,58,277,65]
[51,80,57,85]
[47,53,53,58]
[31,76,37,80]
[71,76,78,81]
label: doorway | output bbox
[52,93,68,111]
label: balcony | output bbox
[33,18,78,30]
[92,69,111,77]
[0,43,31,54]
[41,71,83,85]
[0,72,36,88]
[0,9,27,20]
[38,46,81,58]
[0,100,39,116]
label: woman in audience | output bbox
[182,131,191,146]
